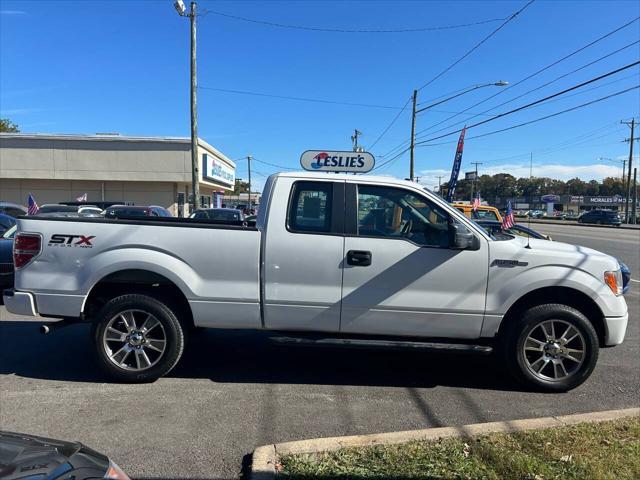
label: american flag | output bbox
[472,191,481,211]
[502,200,515,229]
[27,193,39,215]
[76,192,87,202]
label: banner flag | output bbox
[445,126,467,203]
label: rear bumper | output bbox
[604,312,628,346]
[2,289,38,317]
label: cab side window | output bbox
[288,182,333,233]
[357,185,450,247]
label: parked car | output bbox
[0,213,17,236]
[0,201,27,218]
[0,430,129,480]
[190,208,245,222]
[475,220,552,240]
[104,205,172,218]
[453,203,503,222]
[4,172,629,391]
[527,210,545,218]
[578,209,622,226]
[0,225,16,290]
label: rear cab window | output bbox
[288,181,333,233]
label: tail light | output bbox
[13,233,42,269]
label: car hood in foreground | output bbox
[0,431,110,480]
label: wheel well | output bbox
[83,269,194,328]
[498,287,606,346]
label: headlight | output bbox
[604,270,623,296]
[105,460,131,480]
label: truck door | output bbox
[262,178,345,332]
[340,183,489,339]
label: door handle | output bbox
[347,250,372,267]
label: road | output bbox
[1,223,638,480]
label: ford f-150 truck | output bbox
[3,172,629,390]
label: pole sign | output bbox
[300,150,375,173]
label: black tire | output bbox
[91,294,185,383]
[501,304,599,392]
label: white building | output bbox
[0,133,236,216]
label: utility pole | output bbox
[351,129,363,152]
[189,2,200,211]
[409,90,417,181]
[470,161,483,201]
[622,118,635,223]
[247,156,252,210]
[174,0,200,212]
[436,175,444,196]
[632,167,637,224]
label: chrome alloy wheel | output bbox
[523,319,586,382]
[102,310,167,371]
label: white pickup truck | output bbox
[3,172,629,390]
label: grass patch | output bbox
[278,417,640,479]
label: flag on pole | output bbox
[472,191,481,211]
[445,126,467,203]
[502,201,515,229]
[27,193,39,215]
[76,192,88,202]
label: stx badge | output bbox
[48,234,96,248]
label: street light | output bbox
[174,1,200,212]
[409,81,509,180]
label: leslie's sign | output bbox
[300,150,375,173]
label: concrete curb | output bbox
[250,407,639,479]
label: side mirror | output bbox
[449,220,479,250]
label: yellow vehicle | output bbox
[453,203,503,222]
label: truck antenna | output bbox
[526,152,533,249]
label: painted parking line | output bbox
[631,279,640,283]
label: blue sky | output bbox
[1,0,639,190]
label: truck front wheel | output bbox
[502,304,599,392]
[91,294,185,383]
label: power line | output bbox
[414,60,640,145]
[416,0,536,91]
[414,16,640,136]
[368,96,412,150]
[251,157,296,170]
[417,85,639,147]
[199,8,508,33]
[198,86,401,110]
[415,39,640,141]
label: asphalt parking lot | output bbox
[1,223,638,480]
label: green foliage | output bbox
[0,118,20,133]
[232,180,250,195]
[441,172,627,201]
[280,417,640,480]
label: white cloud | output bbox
[0,10,26,15]
[417,163,626,190]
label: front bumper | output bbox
[2,289,38,317]
[604,311,628,346]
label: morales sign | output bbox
[202,153,235,186]
[300,150,375,173]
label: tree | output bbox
[0,118,19,133]
[566,177,587,196]
[232,179,250,195]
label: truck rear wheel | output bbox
[91,294,185,383]
[502,304,599,392]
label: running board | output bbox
[269,336,493,355]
